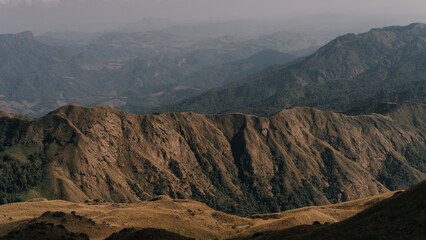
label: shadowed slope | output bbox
[105,228,194,240]
[237,179,426,240]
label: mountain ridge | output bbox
[0,31,34,44]
[0,102,424,216]
[159,23,426,115]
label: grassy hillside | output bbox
[0,103,424,216]
[0,190,396,240]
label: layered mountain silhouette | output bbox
[119,49,295,113]
[0,31,102,116]
[0,20,424,240]
[162,23,426,115]
[0,102,424,215]
[3,24,425,117]
[0,30,298,116]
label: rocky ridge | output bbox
[0,103,424,215]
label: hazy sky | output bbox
[1,0,426,34]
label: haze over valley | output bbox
[0,0,425,239]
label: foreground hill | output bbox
[162,23,426,115]
[0,102,424,215]
[0,191,396,240]
[237,179,426,240]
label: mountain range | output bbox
[119,49,295,114]
[0,30,318,116]
[162,23,426,115]
[0,22,425,240]
[2,24,425,118]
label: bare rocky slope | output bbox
[0,102,425,215]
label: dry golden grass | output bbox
[0,191,395,240]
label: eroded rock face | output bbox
[0,103,425,215]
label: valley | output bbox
[0,29,326,117]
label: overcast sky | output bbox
[1,0,426,34]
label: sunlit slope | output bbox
[0,102,424,215]
[0,191,396,240]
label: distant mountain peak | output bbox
[17,31,34,40]
[0,31,33,40]
[0,31,34,45]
